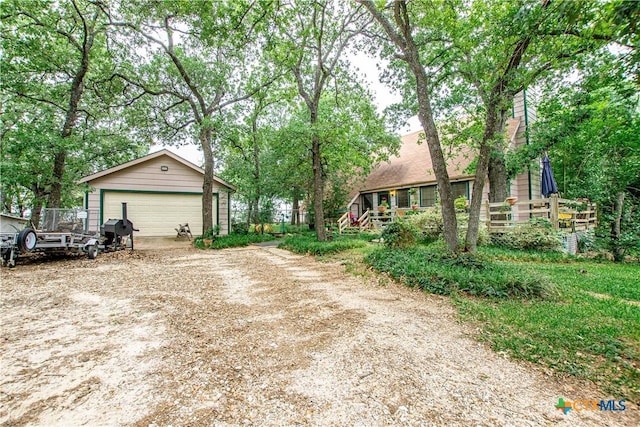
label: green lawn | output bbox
[454,255,639,403]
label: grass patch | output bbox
[532,262,640,301]
[359,243,639,400]
[279,233,368,256]
[454,257,640,402]
[365,246,556,299]
[194,233,276,249]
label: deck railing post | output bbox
[550,194,559,231]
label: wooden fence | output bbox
[485,194,597,233]
[338,194,597,235]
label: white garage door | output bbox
[103,192,216,237]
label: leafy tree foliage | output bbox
[529,60,640,260]
[361,0,621,253]
[110,0,280,234]
[1,0,146,224]
[358,0,461,252]
[276,1,386,241]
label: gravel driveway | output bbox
[1,243,637,426]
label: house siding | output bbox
[85,153,232,235]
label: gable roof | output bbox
[357,130,477,192]
[356,117,523,193]
[79,149,236,190]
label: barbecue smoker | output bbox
[100,203,138,251]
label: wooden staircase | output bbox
[338,209,371,234]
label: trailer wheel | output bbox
[86,245,98,260]
[17,228,37,252]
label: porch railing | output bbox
[358,209,370,231]
[485,194,597,233]
[338,209,373,234]
[342,195,596,234]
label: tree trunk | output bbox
[200,126,215,235]
[0,186,7,213]
[312,132,326,241]
[409,60,458,251]
[488,152,509,203]
[611,191,625,262]
[48,150,67,209]
[48,28,94,209]
[291,188,300,226]
[252,196,260,225]
[29,184,47,229]
[252,117,261,226]
[465,107,509,251]
[362,0,458,251]
[30,201,43,229]
[246,201,253,228]
[464,143,491,252]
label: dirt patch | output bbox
[584,290,640,307]
[132,236,193,250]
[1,246,637,426]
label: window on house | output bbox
[420,185,437,207]
[396,189,409,208]
[451,181,469,200]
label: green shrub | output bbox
[407,208,489,245]
[491,219,563,251]
[194,233,275,249]
[407,208,443,243]
[380,219,417,248]
[365,246,556,299]
[231,222,249,235]
[279,234,367,256]
[454,196,468,211]
[203,226,218,240]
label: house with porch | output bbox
[339,91,596,237]
[347,92,540,222]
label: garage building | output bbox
[81,150,235,237]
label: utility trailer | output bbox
[1,204,137,267]
[0,214,37,267]
[28,208,101,260]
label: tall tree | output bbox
[443,0,612,251]
[361,0,611,252]
[1,0,145,224]
[112,0,279,234]
[528,58,640,261]
[221,84,398,233]
[358,0,460,251]
[219,92,290,227]
[278,1,376,241]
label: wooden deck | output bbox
[485,195,596,233]
[338,195,597,234]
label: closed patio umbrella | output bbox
[541,154,558,197]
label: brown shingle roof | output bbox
[358,129,478,192]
